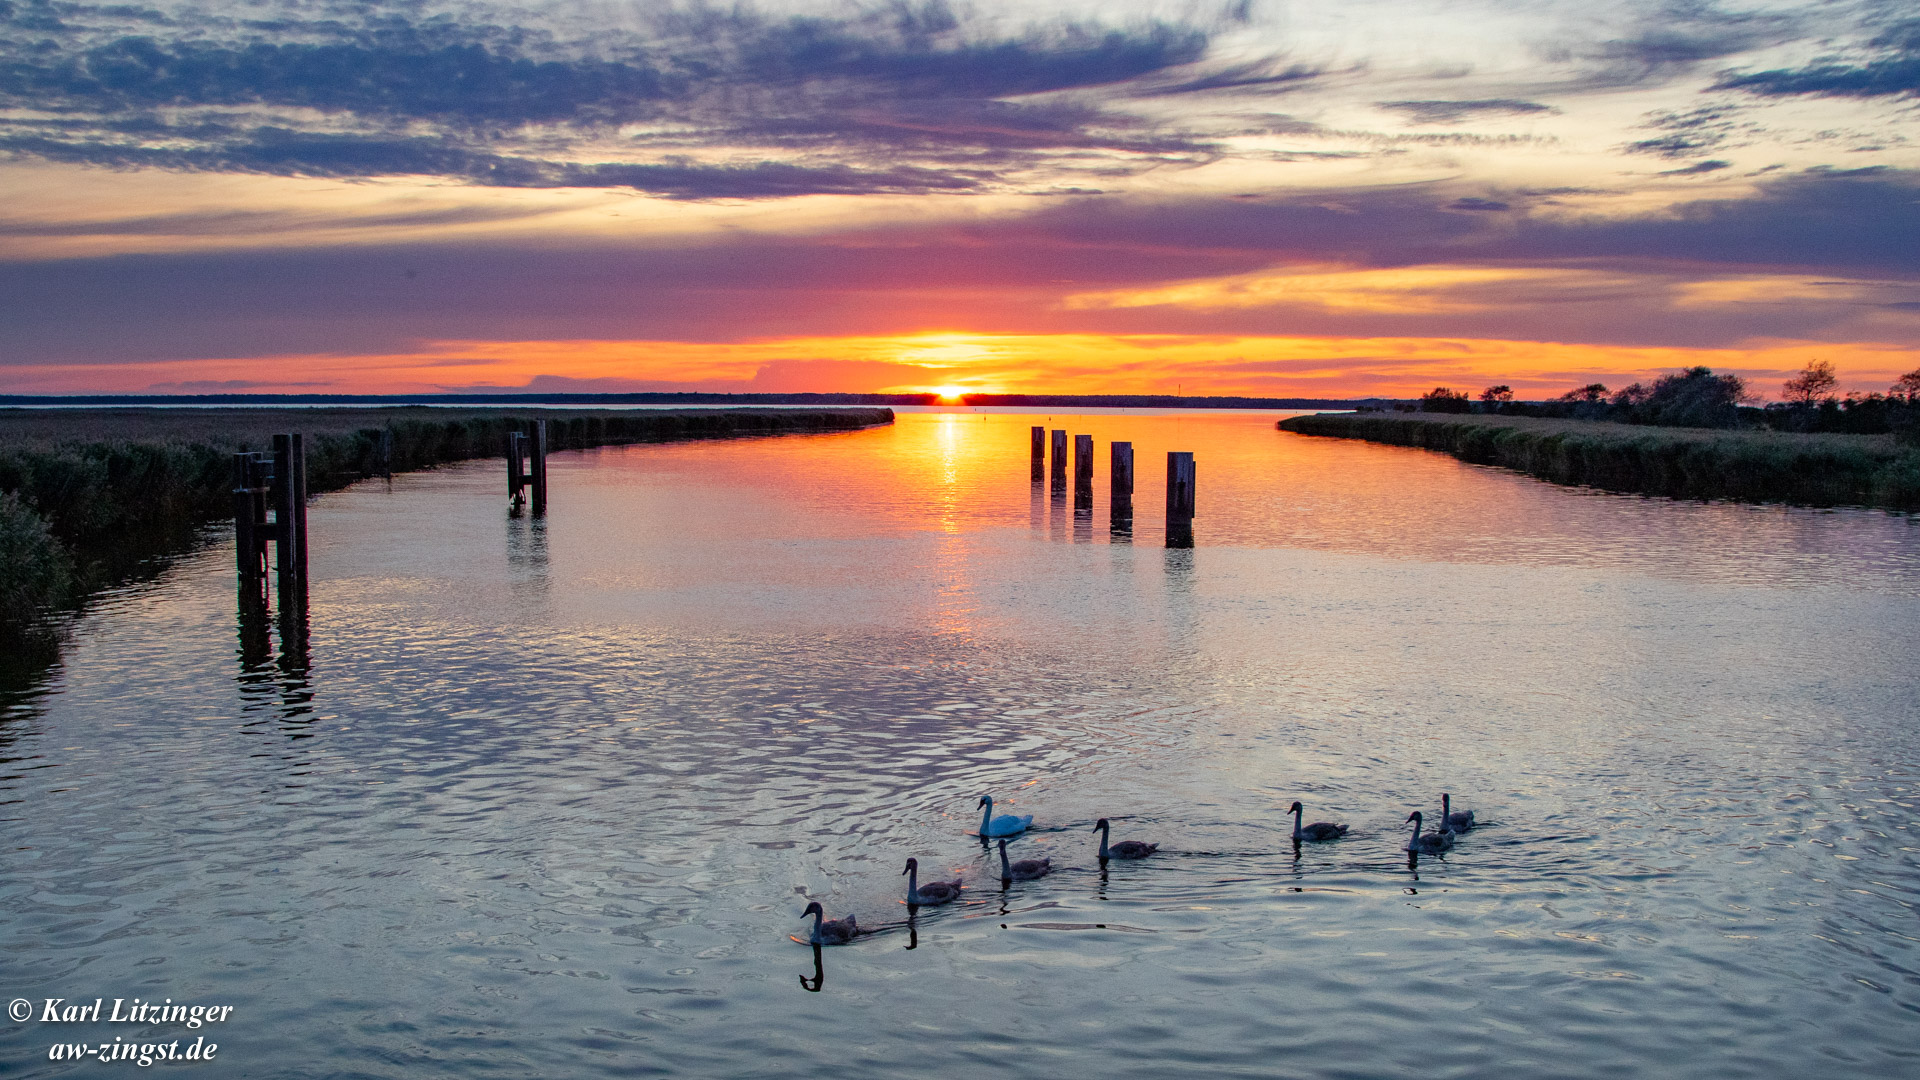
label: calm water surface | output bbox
[3,410,1918,1078]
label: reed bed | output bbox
[1278,412,1920,511]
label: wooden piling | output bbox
[1050,429,1068,491]
[271,434,308,597]
[1073,434,1094,508]
[507,430,527,510]
[273,435,294,589]
[1030,426,1046,482]
[234,438,304,595]
[290,433,308,587]
[1166,451,1195,548]
[531,419,549,516]
[232,452,259,583]
[1110,441,1134,525]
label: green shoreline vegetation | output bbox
[1277,411,1920,511]
[0,407,893,659]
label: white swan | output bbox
[976,795,1033,837]
[1289,801,1348,842]
[997,838,1052,881]
[903,858,963,905]
[1405,811,1454,854]
[1440,793,1475,834]
[1093,818,1158,859]
[799,901,858,945]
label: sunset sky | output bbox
[2,0,1917,398]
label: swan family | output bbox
[797,791,1480,942]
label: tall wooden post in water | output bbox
[531,419,549,516]
[1073,434,1094,508]
[1050,429,1068,492]
[233,435,307,599]
[508,419,549,516]
[1166,451,1195,548]
[1110,442,1134,531]
[232,452,268,590]
[1030,426,1046,482]
[272,433,308,598]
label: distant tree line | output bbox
[1395,363,1920,443]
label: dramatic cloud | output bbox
[1,0,1916,395]
[1714,17,1920,98]
[0,0,1236,195]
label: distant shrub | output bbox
[1762,393,1919,438]
[1609,367,1747,428]
[1783,359,1838,406]
[1420,387,1472,413]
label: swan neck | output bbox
[1292,804,1303,839]
[1097,821,1109,859]
[999,844,1010,875]
[980,801,992,833]
[906,865,918,899]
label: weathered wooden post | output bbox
[377,427,394,479]
[1073,434,1094,508]
[1030,426,1045,482]
[290,433,308,588]
[234,438,305,597]
[1166,451,1195,548]
[274,437,290,591]
[1050,429,1068,492]
[507,430,527,511]
[271,434,309,598]
[531,419,549,516]
[1110,441,1134,532]
[232,452,262,589]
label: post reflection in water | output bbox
[506,514,551,601]
[234,579,314,735]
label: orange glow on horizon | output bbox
[7,331,1915,401]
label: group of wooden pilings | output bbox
[507,419,549,516]
[232,433,310,604]
[232,421,552,593]
[1029,425,1195,547]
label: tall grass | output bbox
[0,406,893,646]
[1279,412,1920,510]
[0,491,73,657]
